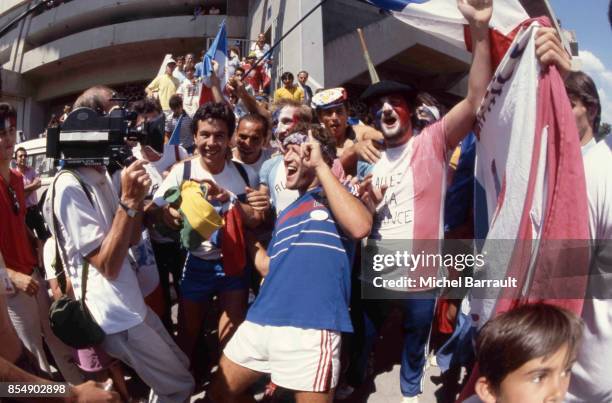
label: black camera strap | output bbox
[182,159,249,186]
[49,170,93,296]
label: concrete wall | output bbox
[0,1,246,139]
[324,15,470,88]
[12,15,245,75]
[247,0,325,90]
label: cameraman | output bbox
[45,86,194,402]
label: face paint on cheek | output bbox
[394,105,411,128]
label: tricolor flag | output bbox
[199,20,228,105]
[167,114,184,146]
[365,0,530,67]
[460,18,591,401]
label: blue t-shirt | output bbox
[246,188,355,333]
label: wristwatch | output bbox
[119,201,139,218]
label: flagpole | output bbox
[356,28,380,84]
[244,0,329,79]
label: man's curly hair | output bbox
[286,122,336,167]
[192,102,236,136]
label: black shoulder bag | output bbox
[48,170,106,349]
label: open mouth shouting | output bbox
[285,162,298,180]
[381,112,399,132]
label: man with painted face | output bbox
[259,99,313,216]
[208,124,372,403]
[355,1,495,401]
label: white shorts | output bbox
[224,320,341,392]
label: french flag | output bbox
[365,0,530,67]
[461,18,591,401]
[199,20,228,105]
[167,114,184,146]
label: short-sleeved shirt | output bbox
[177,79,202,118]
[247,188,354,333]
[366,119,448,289]
[146,74,180,111]
[164,112,194,150]
[43,168,147,334]
[273,86,304,104]
[369,118,448,241]
[20,167,39,208]
[567,140,612,402]
[0,170,37,275]
[153,159,258,260]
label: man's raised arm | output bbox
[444,0,493,150]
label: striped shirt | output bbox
[247,188,354,332]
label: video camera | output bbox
[46,102,165,168]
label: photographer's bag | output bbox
[48,170,105,349]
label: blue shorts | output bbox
[180,254,249,302]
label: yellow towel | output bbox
[179,181,224,240]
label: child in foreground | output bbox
[474,303,583,403]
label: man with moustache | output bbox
[353,1,495,401]
[232,113,274,173]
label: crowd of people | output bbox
[0,1,611,402]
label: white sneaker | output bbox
[401,395,420,403]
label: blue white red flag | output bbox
[460,18,591,401]
[199,20,228,105]
[365,0,528,47]
[167,114,183,146]
[365,0,529,67]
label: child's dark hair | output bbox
[477,303,583,392]
[192,102,236,136]
[169,94,183,110]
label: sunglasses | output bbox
[6,184,20,215]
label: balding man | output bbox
[44,87,194,402]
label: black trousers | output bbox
[151,240,187,330]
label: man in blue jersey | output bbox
[208,124,372,402]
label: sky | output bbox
[549,0,612,125]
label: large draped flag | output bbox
[459,18,591,401]
[365,0,529,67]
[199,20,228,105]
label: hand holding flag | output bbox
[457,0,493,26]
